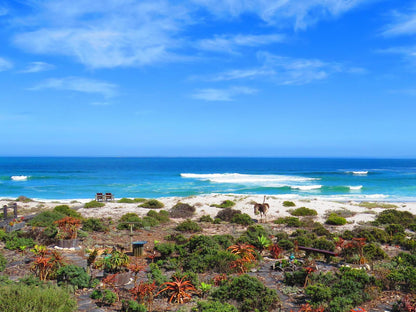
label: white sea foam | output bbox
[180,173,319,188]
[11,175,29,181]
[290,185,322,191]
[349,185,363,190]
[346,171,368,175]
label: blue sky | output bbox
[1,0,416,157]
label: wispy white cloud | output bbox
[10,0,373,69]
[197,33,284,53]
[192,86,257,101]
[13,0,191,69]
[0,57,13,71]
[210,52,362,85]
[378,45,416,65]
[382,8,416,37]
[191,0,374,30]
[30,77,118,97]
[20,61,55,73]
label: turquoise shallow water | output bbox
[1,157,416,201]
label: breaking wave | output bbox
[180,173,319,187]
[11,175,29,181]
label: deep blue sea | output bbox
[1,157,416,201]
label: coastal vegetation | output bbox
[1,198,416,311]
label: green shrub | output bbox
[102,289,118,305]
[122,300,147,312]
[142,216,159,227]
[305,283,332,302]
[4,235,34,250]
[139,199,164,209]
[326,213,347,225]
[155,242,176,259]
[118,198,145,203]
[312,238,335,252]
[147,210,170,223]
[238,225,269,249]
[210,200,236,208]
[192,300,237,312]
[17,196,33,202]
[28,211,65,227]
[274,216,303,227]
[56,265,91,289]
[312,222,331,236]
[117,213,142,230]
[90,289,103,299]
[175,219,202,233]
[82,218,108,232]
[147,263,169,286]
[385,224,405,236]
[0,252,6,272]
[53,205,82,219]
[0,283,76,312]
[170,203,196,218]
[376,209,415,227]
[358,202,398,209]
[84,200,105,208]
[231,213,254,226]
[216,208,241,222]
[363,243,388,261]
[278,239,294,250]
[345,227,390,243]
[212,274,280,312]
[289,207,317,216]
[199,215,214,223]
[283,201,296,207]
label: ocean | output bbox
[1,157,416,201]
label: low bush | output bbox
[170,203,196,218]
[118,198,146,203]
[147,210,170,223]
[231,213,254,225]
[283,201,296,207]
[4,235,34,251]
[210,200,236,208]
[289,207,317,216]
[155,242,176,259]
[122,300,147,312]
[312,237,335,252]
[117,213,142,230]
[0,252,6,272]
[359,202,398,209]
[175,219,202,233]
[277,239,294,250]
[53,205,82,219]
[0,283,77,312]
[344,227,390,243]
[84,200,105,209]
[238,225,270,249]
[274,216,303,227]
[211,274,280,312]
[192,300,238,312]
[216,208,241,222]
[312,222,331,236]
[56,265,91,289]
[16,195,33,202]
[141,216,159,227]
[385,224,405,236]
[199,215,214,223]
[139,199,164,209]
[29,211,65,227]
[326,213,347,225]
[376,209,415,228]
[82,218,108,232]
[363,243,388,261]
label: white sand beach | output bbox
[3,195,416,230]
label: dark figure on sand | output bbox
[254,196,269,223]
